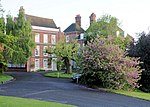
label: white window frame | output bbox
[35,33,40,43]
[43,59,48,69]
[35,59,40,69]
[43,34,48,43]
[35,45,40,56]
[43,46,48,56]
[80,33,84,40]
[51,35,56,44]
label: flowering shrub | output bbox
[81,36,141,90]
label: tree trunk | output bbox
[64,58,72,74]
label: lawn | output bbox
[44,71,76,78]
[0,73,13,83]
[111,89,150,101]
[0,96,76,107]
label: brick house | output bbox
[64,14,85,45]
[64,13,96,46]
[26,14,64,72]
[8,7,64,72]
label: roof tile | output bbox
[25,14,57,28]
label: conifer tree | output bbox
[12,6,35,64]
[6,14,14,35]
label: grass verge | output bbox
[0,73,13,83]
[0,96,76,107]
[44,72,76,78]
[111,89,150,101]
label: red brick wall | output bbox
[27,29,64,72]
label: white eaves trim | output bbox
[32,26,59,32]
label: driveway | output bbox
[0,72,150,107]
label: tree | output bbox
[80,36,141,90]
[129,32,150,92]
[0,6,35,73]
[84,14,133,50]
[85,14,119,44]
[0,33,19,73]
[6,14,14,35]
[48,40,79,74]
[11,7,35,64]
[0,3,25,73]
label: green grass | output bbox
[0,96,76,107]
[0,73,13,83]
[111,89,150,101]
[44,72,76,78]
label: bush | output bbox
[80,36,141,90]
[139,70,150,92]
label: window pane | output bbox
[35,59,40,69]
[43,59,48,68]
[35,46,40,56]
[51,35,56,44]
[43,34,48,43]
[35,33,40,43]
[43,46,48,56]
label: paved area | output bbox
[0,72,150,107]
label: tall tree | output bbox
[129,32,150,92]
[11,6,35,64]
[48,40,79,74]
[6,14,14,35]
[0,33,19,73]
[0,17,5,33]
[85,14,119,44]
[85,14,133,50]
[0,2,24,73]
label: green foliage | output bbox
[10,7,35,64]
[112,36,133,50]
[0,32,23,73]
[47,40,79,73]
[0,17,5,33]
[130,32,150,92]
[6,14,14,35]
[80,36,141,90]
[85,14,119,44]
[0,5,35,73]
[0,2,20,73]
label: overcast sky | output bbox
[1,0,150,39]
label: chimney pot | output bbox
[75,14,81,26]
[90,13,96,25]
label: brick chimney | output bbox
[19,6,25,14]
[89,13,96,25]
[75,14,81,26]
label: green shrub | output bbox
[139,70,150,92]
[80,36,141,90]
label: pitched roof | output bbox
[64,23,84,33]
[25,14,57,28]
